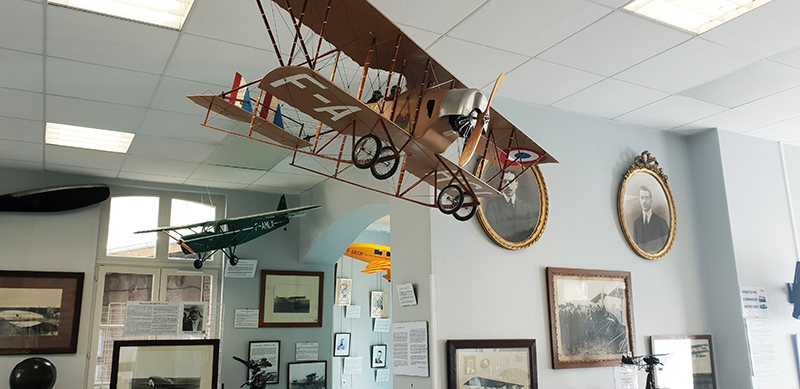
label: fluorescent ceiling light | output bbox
[625,0,773,34]
[46,123,135,153]
[48,0,195,30]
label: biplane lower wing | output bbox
[403,152,501,198]
[187,94,312,149]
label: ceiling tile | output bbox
[678,60,800,108]
[735,86,800,121]
[203,144,289,171]
[784,116,800,128]
[166,34,279,86]
[150,76,229,116]
[126,135,217,163]
[269,155,330,177]
[537,11,691,76]
[46,5,178,74]
[701,0,800,58]
[118,171,187,184]
[252,171,326,189]
[0,1,43,53]
[120,155,200,178]
[0,158,43,171]
[0,49,43,92]
[245,185,305,195]
[189,164,265,184]
[746,122,800,143]
[614,38,760,93]
[182,0,277,49]
[370,0,486,34]
[45,163,119,178]
[675,109,774,134]
[771,45,800,70]
[428,37,529,88]
[139,109,227,144]
[0,139,42,162]
[184,178,249,190]
[499,59,604,105]
[589,0,630,7]
[0,116,43,143]
[615,95,727,130]
[44,144,126,170]
[553,78,668,118]
[397,24,441,49]
[45,95,147,133]
[46,58,160,107]
[448,0,611,56]
[0,88,43,121]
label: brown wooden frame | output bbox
[546,267,635,369]
[446,339,537,389]
[0,270,84,355]
[110,339,220,389]
[651,334,716,389]
[259,270,324,328]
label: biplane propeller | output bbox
[186,0,558,222]
[135,195,319,269]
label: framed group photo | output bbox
[651,335,716,389]
[248,340,280,385]
[259,270,324,328]
[546,267,635,369]
[110,339,220,389]
[618,151,677,259]
[0,270,84,354]
[446,339,537,389]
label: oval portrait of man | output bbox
[475,160,548,250]
[618,169,676,259]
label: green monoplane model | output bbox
[136,195,319,269]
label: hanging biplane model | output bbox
[188,0,558,221]
[135,195,319,269]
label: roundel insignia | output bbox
[500,147,541,165]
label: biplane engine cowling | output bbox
[440,89,488,138]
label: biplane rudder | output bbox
[277,195,287,211]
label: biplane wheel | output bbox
[229,255,239,267]
[453,193,478,222]
[193,259,203,269]
[371,147,399,180]
[437,185,464,215]
[352,134,381,169]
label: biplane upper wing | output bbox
[478,110,559,169]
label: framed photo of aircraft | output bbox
[446,339,537,389]
[651,335,716,389]
[259,270,324,328]
[546,267,635,369]
[110,339,219,389]
[475,159,549,250]
[248,340,280,385]
[0,270,84,354]
[618,151,676,260]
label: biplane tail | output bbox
[277,195,287,211]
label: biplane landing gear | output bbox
[193,259,203,269]
[437,185,464,215]
[352,134,381,169]
[453,193,478,222]
[371,147,399,180]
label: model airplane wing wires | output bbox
[135,195,319,269]
[186,0,558,222]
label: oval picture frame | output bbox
[475,159,549,250]
[618,151,677,260]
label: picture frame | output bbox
[180,302,208,334]
[651,335,716,389]
[370,291,386,318]
[335,278,352,306]
[618,150,677,260]
[446,339,537,389]
[287,360,327,389]
[259,270,324,328]
[371,344,387,368]
[110,339,220,389]
[0,270,84,354]
[333,333,351,357]
[475,158,549,250]
[249,340,280,385]
[546,267,635,369]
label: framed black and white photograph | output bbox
[287,361,326,389]
[618,151,677,260]
[333,333,351,357]
[546,267,635,369]
[475,159,549,251]
[371,344,387,368]
[249,340,280,385]
[370,291,386,318]
[446,339,537,389]
[651,335,716,389]
[259,270,324,328]
[181,302,207,333]
[0,270,84,354]
[335,278,352,306]
[110,339,219,389]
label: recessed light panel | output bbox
[48,0,195,30]
[46,123,135,153]
[625,0,773,34]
